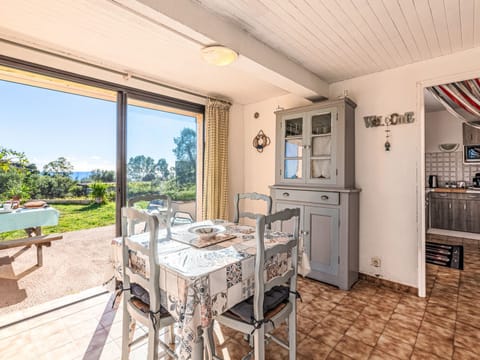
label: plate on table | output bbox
[0,209,13,214]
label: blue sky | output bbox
[0,80,196,171]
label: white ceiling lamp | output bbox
[201,45,238,66]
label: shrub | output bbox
[90,182,108,204]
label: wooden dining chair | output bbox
[233,192,272,224]
[206,208,300,360]
[121,206,176,359]
[127,194,173,239]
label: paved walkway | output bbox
[0,225,115,314]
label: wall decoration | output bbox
[364,112,415,128]
[384,124,391,151]
[252,130,271,153]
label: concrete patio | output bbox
[0,225,115,316]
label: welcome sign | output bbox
[364,112,415,128]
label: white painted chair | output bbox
[206,208,300,360]
[233,192,272,224]
[121,205,176,360]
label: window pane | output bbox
[284,160,302,179]
[311,113,331,135]
[285,118,303,137]
[127,99,200,219]
[285,139,303,157]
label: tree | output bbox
[89,169,115,182]
[0,147,27,171]
[127,155,157,181]
[43,157,73,177]
[172,128,196,185]
[40,157,75,198]
[156,158,170,180]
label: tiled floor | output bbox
[0,237,478,359]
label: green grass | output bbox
[0,202,116,241]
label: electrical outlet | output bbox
[371,257,381,268]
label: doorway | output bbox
[418,73,480,299]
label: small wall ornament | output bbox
[252,130,271,153]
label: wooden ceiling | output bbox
[196,0,480,82]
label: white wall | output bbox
[425,110,463,153]
[328,47,480,287]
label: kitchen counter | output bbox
[426,188,480,194]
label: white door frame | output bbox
[416,69,480,297]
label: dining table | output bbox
[111,219,298,360]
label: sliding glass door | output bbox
[126,97,203,221]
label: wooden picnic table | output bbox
[0,207,63,266]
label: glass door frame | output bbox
[0,55,205,237]
[119,92,205,233]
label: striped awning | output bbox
[426,79,480,125]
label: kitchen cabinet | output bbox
[463,123,480,145]
[429,192,480,233]
[271,186,359,290]
[275,98,356,187]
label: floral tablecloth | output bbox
[111,220,295,359]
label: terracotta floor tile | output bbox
[388,312,422,331]
[375,334,414,359]
[425,303,457,320]
[344,324,381,347]
[297,336,333,359]
[309,297,338,313]
[456,311,480,327]
[411,348,443,359]
[338,296,368,311]
[331,305,361,322]
[418,319,455,341]
[326,350,352,359]
[452,346,479,360]
[422,311,456,330]
[382,321,418,345]
[415,333,454,359]
[369,349,402,360]
[399,294,428,309]
[297,313,318,334]
[454,329,480,354]
[265,340,289,360]
[352,314,387,334]
[394,303,425,319]
[361,305,393,322]
[334,335,373,360]
[309,325,345,348]
[320,314,354,334]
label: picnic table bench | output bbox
[0,234,63,266]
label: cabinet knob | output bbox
[321,195,329,200]
[304,231,310,236]
[282,192,290,197]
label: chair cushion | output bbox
[129,283,170,317]
[131,283,150,305]
[227,286,290,323]
[129,297,171,317]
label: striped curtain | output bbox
[426,79,480,124]
[202,98,231,220]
